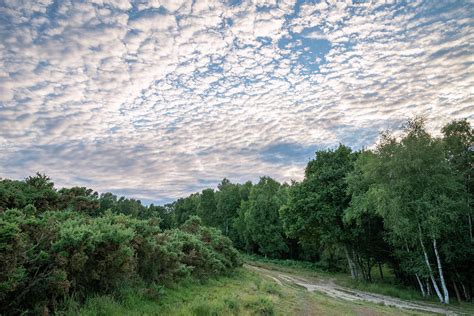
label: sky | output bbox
[0,0,473,204]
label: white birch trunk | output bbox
[425,279,431,297]
[432,238,449,304]
[452,280,461,303]
[404,241,426,297]
[344,245,357,279]
[418,225,444,303]
[415,274,426,297]
[460,280,468,301]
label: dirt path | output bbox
[246,264,458,315]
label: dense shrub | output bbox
[180,216,240,275]
[0,208,241,315]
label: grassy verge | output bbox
[65,268,284,315]
[65,265,440,316]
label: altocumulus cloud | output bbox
[0,0,472,203]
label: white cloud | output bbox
[128,12,177,33]
[0,0,472,202]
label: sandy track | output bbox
[246,264,458,315]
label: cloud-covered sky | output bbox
[1,0,473,204]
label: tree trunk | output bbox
[404,239,430,297]
[344,246,357,279]
[354,251,370,282]
[453,270,469,301]
[378,263,384,281]
[354,252,365,281]
[465,282,471,301]
[354,250,364,280]
[470,282,473,302]
[469,213,473,242]
[453,280,461,303]
[359,255,368,281]
[432,238,449,304]
[416,274,426,297]
[459,280,469,301]
[418,226,444,303]
[366,257,372,282]
[426,278,431,297]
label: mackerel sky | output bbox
[1,0,473,204]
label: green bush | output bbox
[0,210,240,315]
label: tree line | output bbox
[164,117,473,304]
[0,117,472,311]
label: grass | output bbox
[63,263,442,316]
[242,254,330,273]
[64,269,283,316]
[62,253,473,316]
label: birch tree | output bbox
[366,118,465,304]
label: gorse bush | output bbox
[0,203,241,315]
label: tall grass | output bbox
[67,269,278,316]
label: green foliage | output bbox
[58,187,100,215]
[280,144,357,276]
[281,144,354,246]
[243,253,331,272]
[345,150,392,281]
[0,173,58,213]
[197,188,217,227]
[239,177,289,257]
[0,197,240,315]
[171,194,201,226]
[1,116,472,311]
[73,268,292,316]
[216,178,242,236]
[442,119,473,179]
[348,117,473,302]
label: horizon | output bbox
[1,0,473,205]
